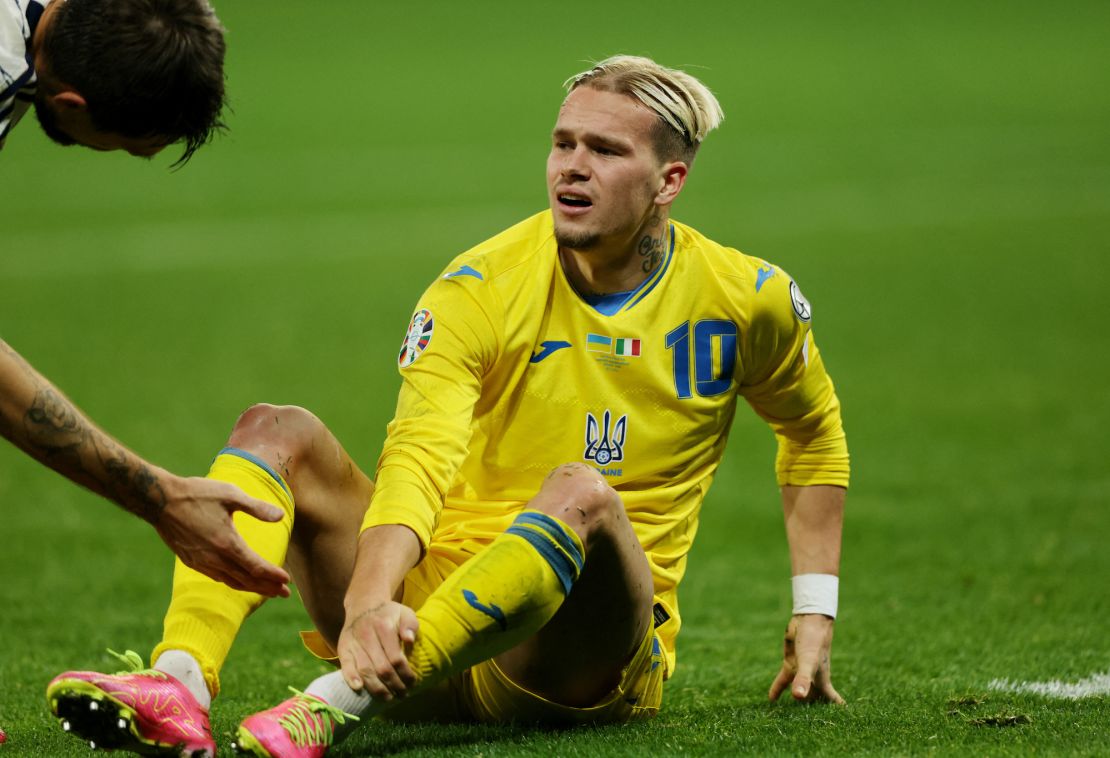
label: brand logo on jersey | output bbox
[584,409,627,469]
[756,264,777,292]
[789,280,812,322]
[398,309,434,368]
[444,264,483,281]
[462,589,506,630]
[530,340,572,363]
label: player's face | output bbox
[547,87,672,253]
[33,94,169,157]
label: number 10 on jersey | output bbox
[665,320,738,399]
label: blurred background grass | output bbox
[2,0,1108,754]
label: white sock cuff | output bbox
[305,670,372,716]
[153,649,211,710]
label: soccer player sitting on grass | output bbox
[47,55,849,758]
[0,1,290,599]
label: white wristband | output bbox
[792,573,839,618]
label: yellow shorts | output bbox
[304,545,666,725]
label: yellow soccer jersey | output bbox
[365,210,849,676]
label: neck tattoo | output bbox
[637,224,669,274]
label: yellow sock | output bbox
[151,448,295,697]
[408,510,584,684]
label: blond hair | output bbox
[565,55,724,164]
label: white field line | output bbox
[987,671,1110,700]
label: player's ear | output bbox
[50,90,89,111]
[655,161,688,206]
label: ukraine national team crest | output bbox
[398,309,434,367]
[584,409,627,472]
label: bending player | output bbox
[1,0,289,599]
[48,55,849,758]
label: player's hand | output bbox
[338,600,419,700]
[768,614,844,704]
[153,475,290,598]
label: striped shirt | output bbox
[1,0,50,151]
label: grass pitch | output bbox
[2,1,1108,755]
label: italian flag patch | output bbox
[613,338,641,357]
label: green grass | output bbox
[2,0,1109,754]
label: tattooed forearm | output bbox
[2,339,168,523]
[25,387,89,453]
[93,436,167,522]
[16,382,167,522]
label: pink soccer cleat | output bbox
[0,725,7,743]
[46,650,215,757]
[233,688,357,758]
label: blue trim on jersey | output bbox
[573,225,675,316]
[26,2,46,39]
[623,224,676,311]
[0,67,35,103]
[216,446,292,498]
[583,290,635,316]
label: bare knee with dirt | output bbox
[495,462,655,707]
[226,403,374,641]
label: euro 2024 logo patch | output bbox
[398,309,434,368]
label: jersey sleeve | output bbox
[360,271,501,548]
[0,2,34,149]
[738,270,850,488]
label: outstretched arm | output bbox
[768,483,846,704]
[0,338,290,597]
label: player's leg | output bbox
[234,464,649,756]
[155,403,371,696]
[220,403,373,645]
[493,462,654,706]
[47,404,371,756]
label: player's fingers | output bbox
[230,493,286,523]
[791,635,821,695]
[392,608,419,687]
[203,545,286,597]
[768,666,793,701]
[367,628,413,698]
[821,680,846,705]
[197,562,249,593]
[338,640,367,692]
[361,637,402,701]
[216,524,291,587]
[791,669,814,701]
[345,616,397,700]
[227,539,291,593]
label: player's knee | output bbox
[228,403,325,461]
[536,463,623,540]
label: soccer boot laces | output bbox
[46,649,215,757]
[233,687,358,758]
